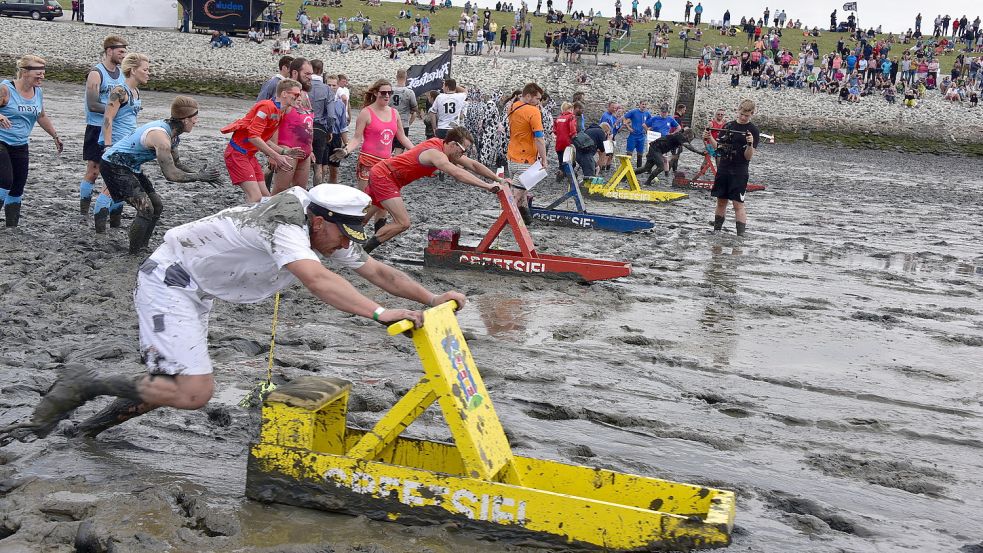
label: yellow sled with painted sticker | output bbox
[245,302,735,551]
[586,154,689,203]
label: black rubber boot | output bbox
[736,222,747,236]
[363,236,382,253]
[109,207,123,228]
[128,215,152,254]
[70,398,154,439]
[4,203,20,228]
[636,153,643,168]
[28,366,143,439]
[141,217,160,251]
[713,215,725,231]
[80,197,91,216]
[94,208,109,233]
[518,205,533,225]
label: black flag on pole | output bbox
[842,2,857,11]
[406,49,453,98]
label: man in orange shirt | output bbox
[506,82,547,224]
[221,79,304,203]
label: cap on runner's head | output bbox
[307,184,370,243]
[170,96,199,119]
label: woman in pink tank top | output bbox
[332,79,413,191]
[271,86,315,195]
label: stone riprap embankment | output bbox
[692,74,983,143]
[0,18,678,107]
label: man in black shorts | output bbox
[80,35,128,219]
[636,128,703,185]
[703,99,759,236]
[309,60,335,184]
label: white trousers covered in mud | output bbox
[134,263,214,376]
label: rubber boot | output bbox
[142,217,160,251]
[109,203,124,228]
[80,197,91,217]
[94,208,109,233]
[713,215,725,231]
[4,203,20,228]
[28,366,143,439]
[70,398,155,439]
[128,215,153,254]
[736,221,747,236]
[636,153,643,168]
[518,205,533,226]
[363,236,382,253]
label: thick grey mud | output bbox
[1,83,982,552]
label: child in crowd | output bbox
[903,85,917,107]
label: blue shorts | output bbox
[626,134,647,153]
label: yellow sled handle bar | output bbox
[386,300,459,336]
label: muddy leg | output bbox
[71,398,158,438]
[127,193,155,255]
[5,365,145,440]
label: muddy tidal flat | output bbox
[0,83,981,552]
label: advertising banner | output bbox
[86,0,177,28]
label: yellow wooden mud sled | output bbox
[246,302,735,551]
[586,155,689,203]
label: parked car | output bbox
[0,0,63,21]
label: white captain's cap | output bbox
[307,184,371,243]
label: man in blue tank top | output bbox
[79,35,127,219]
[100,96,221,254]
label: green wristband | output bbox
[372,307,386,321]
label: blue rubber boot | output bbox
[93,194,113,233]
[4,196,21,227]
[109,201,125,228]
[79,180,94,216]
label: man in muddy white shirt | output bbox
[2,184,466,442]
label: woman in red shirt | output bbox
[552,101,577,180]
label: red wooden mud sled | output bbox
[424,188,631,282]
[672,151,767,192]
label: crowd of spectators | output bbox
[687,8,982,109]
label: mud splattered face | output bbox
[309,216,349,255]
[280,87,302,109]
[181,113,200,133]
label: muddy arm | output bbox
[170,146,195,173]
[149,131,218,183]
